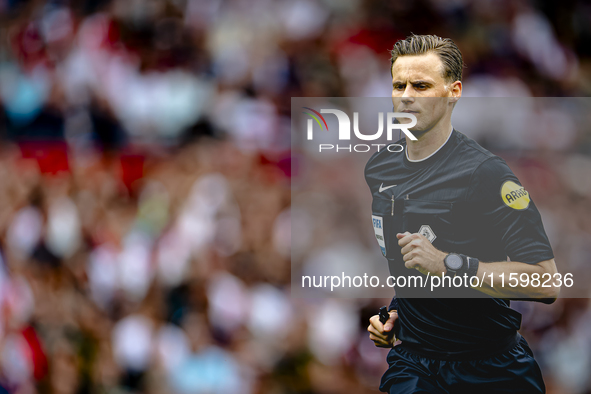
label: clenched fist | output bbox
[398,231,447,277]
[368,310,399,348]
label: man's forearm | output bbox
[472,258,558,301]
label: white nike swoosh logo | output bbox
[379,183,397,193]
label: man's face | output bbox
[391,52,461,135]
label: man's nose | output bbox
[401,85,415,103]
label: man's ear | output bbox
[448,81,462,103]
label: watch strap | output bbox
[462,255,479,278]
[445,254,480,278]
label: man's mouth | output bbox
[400,109,419,114]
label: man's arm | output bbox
[388,297,399,311]
[474,258,558,302]
[397,232,559,302]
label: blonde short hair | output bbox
[390,34,464,82]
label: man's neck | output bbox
[405,123,454,161]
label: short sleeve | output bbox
[467,157,554,265]
[388,297,399,311]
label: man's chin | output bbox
[406,127,429,139]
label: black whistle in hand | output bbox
[379,306,390,324]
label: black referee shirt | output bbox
[364,129,554,359]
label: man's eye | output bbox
[415,84,427,90]
[394,84,405,90]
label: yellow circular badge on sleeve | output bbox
[501,181,530,210]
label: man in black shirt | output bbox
[365,35,558,393]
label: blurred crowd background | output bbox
[1,0,591,393]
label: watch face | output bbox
[446,254,463,270]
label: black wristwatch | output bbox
[444,253,480,278]
[443,253,464,276]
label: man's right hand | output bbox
[367,310,399,348]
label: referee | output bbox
[365,35,558,393]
